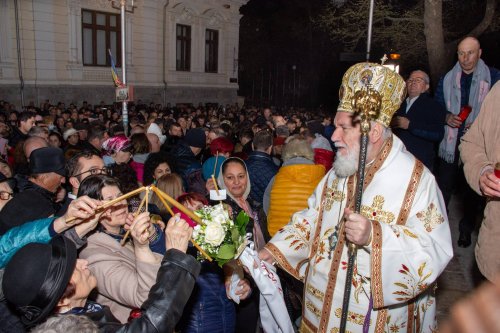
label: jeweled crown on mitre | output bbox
[337,62,406,127]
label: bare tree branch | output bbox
[467,0,497,37]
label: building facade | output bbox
[0,0,247,108]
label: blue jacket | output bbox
[170,142,205,194]
[393,93,446,171]
[0,217,55,268]
[246,151,279,206]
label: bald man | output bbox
[435,36,500,248]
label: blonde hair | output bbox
[281,134,314,162]
[150,173,184,215]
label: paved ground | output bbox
[436,193,480,324]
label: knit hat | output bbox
[29,147,66,176]
[184,128,206,149]
[63,128,78,141]
[210,137,234,155]
[147,123,166,145]
[3,236,77,327]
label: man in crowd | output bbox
[392,70,446,171]
[8,111,36,147]
[435,36,500,247]
[171,128,206,194]
[0,147,66,234]
[246,129,278,207]
[79,123,108,156]
[259,63,452,332]
[162,121,183,152]
[58,150,106,214]
[460,82,500,282]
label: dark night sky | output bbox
[238,0,500,109]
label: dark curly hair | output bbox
[143,152,173,186]
[107,163,139,193]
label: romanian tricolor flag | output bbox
[108,49,124,87]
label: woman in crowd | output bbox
[149,173,184,222]
[129,133,151,184]
[77,175,165,323]
[0,157,13,178]
[264,134,325,236]
[214,157,265,333]
[201,137,234,181]
[3,218,199,332]
[48,131,63,149]
[174,191,239,333]
[143,152,172,186]
[101,135,133,166]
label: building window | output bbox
[205,29,218,73]
[176,24,191,71]
[82,9,121,66]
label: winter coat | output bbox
[170,143,205,194]
[267,163,325,236]
[246,151,279,205]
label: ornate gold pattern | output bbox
[416,203,445,232]
[397,160,424,225]
[300,317,317,333]
[338,62,406,127]
[323,179,346,211]
[306,283,325,301]
[331,328,355,333]
[334,308,370,326]
[264,243,301,280]
[306,300,322,319]
[363,136,393,190]
[371,221,385,308]
[361,195,395,225]
[375,308,388,333]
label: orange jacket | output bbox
[267,163,325,236]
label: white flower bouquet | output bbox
[192,203,250,267]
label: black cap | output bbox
[183,128,206,149]
[3,236,77,327]
[29,147,66,176]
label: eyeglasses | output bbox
[73,167,108,178]
[0,191,13,200]
[407,77,426,84]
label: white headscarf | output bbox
[217,157,251,202]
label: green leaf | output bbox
[217,244,236,260]
[231,227,241,244]
[236,210,250,235]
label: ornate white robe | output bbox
[266,136,453,333]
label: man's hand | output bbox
[392,116,410,129]
[54,196,100,233]
[479,169,500,198]
[344,208,372,246]
[165,214,192,253]
[446,113,463,128]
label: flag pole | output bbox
[119,0,128,136]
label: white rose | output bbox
[204,222,226,246]
[212,214,226,225]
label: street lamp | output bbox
[382,53,401,73]
[109,0,136,135]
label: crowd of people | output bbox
[0,35,498,332]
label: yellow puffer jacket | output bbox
[267,163,325,236]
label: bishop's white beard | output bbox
[334,141,360,178]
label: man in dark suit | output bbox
[392,70,446,172]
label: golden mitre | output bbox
[337,62,406,127]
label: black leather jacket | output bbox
[89,249,201,333]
